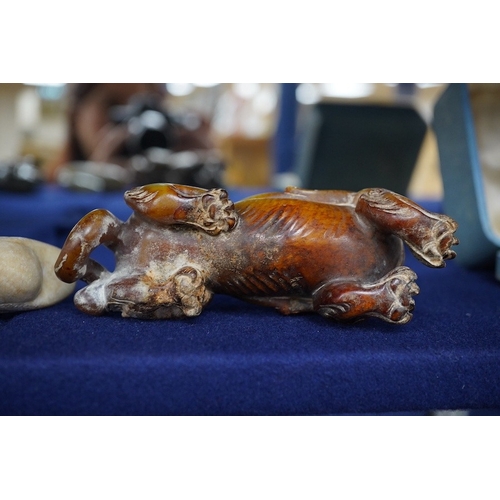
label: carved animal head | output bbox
[125,183,237,234]
[124,183,219,226]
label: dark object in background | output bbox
[295,103,427,195]
[131,148,225,189]
[56,151,225,193]
[109,94,177,157]
[110,95,226,188]
[0,157,42,192]
[56,95,225,192]
[56,161,133,192]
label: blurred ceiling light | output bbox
[16,87,41,132]
[23,83,66,101]
[253,87,277,114]
[296,83,321,105]
[241,113,267,138]
[23,83,65,87]
[166,83,195,96]
[416,83,442,88]
[320,83,374,99]
[233,83,260,100]
[193,83,220,88]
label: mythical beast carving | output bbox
[55,183,458,324]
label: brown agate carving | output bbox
[54,183,458,324]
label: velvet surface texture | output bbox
[1,187,499,415]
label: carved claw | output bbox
[407,215,459,268]
[436,217,459,261]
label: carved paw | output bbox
[173,266,212,317]
[379,266,419,324]
[408,215,459,268]
[315,267,419,324]
[86,266,212,319]
[193,189,238,235]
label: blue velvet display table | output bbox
[1,186,499,415]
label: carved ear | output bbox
[125,185,159,205]
[125,184,199,225]
[124,185,161,219]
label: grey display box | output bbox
[433,83,500,278]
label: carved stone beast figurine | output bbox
[55,183,458,324]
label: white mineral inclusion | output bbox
[0,237,75,312]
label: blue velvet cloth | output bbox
[1,186,499,415]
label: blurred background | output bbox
[0,82,445,197]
